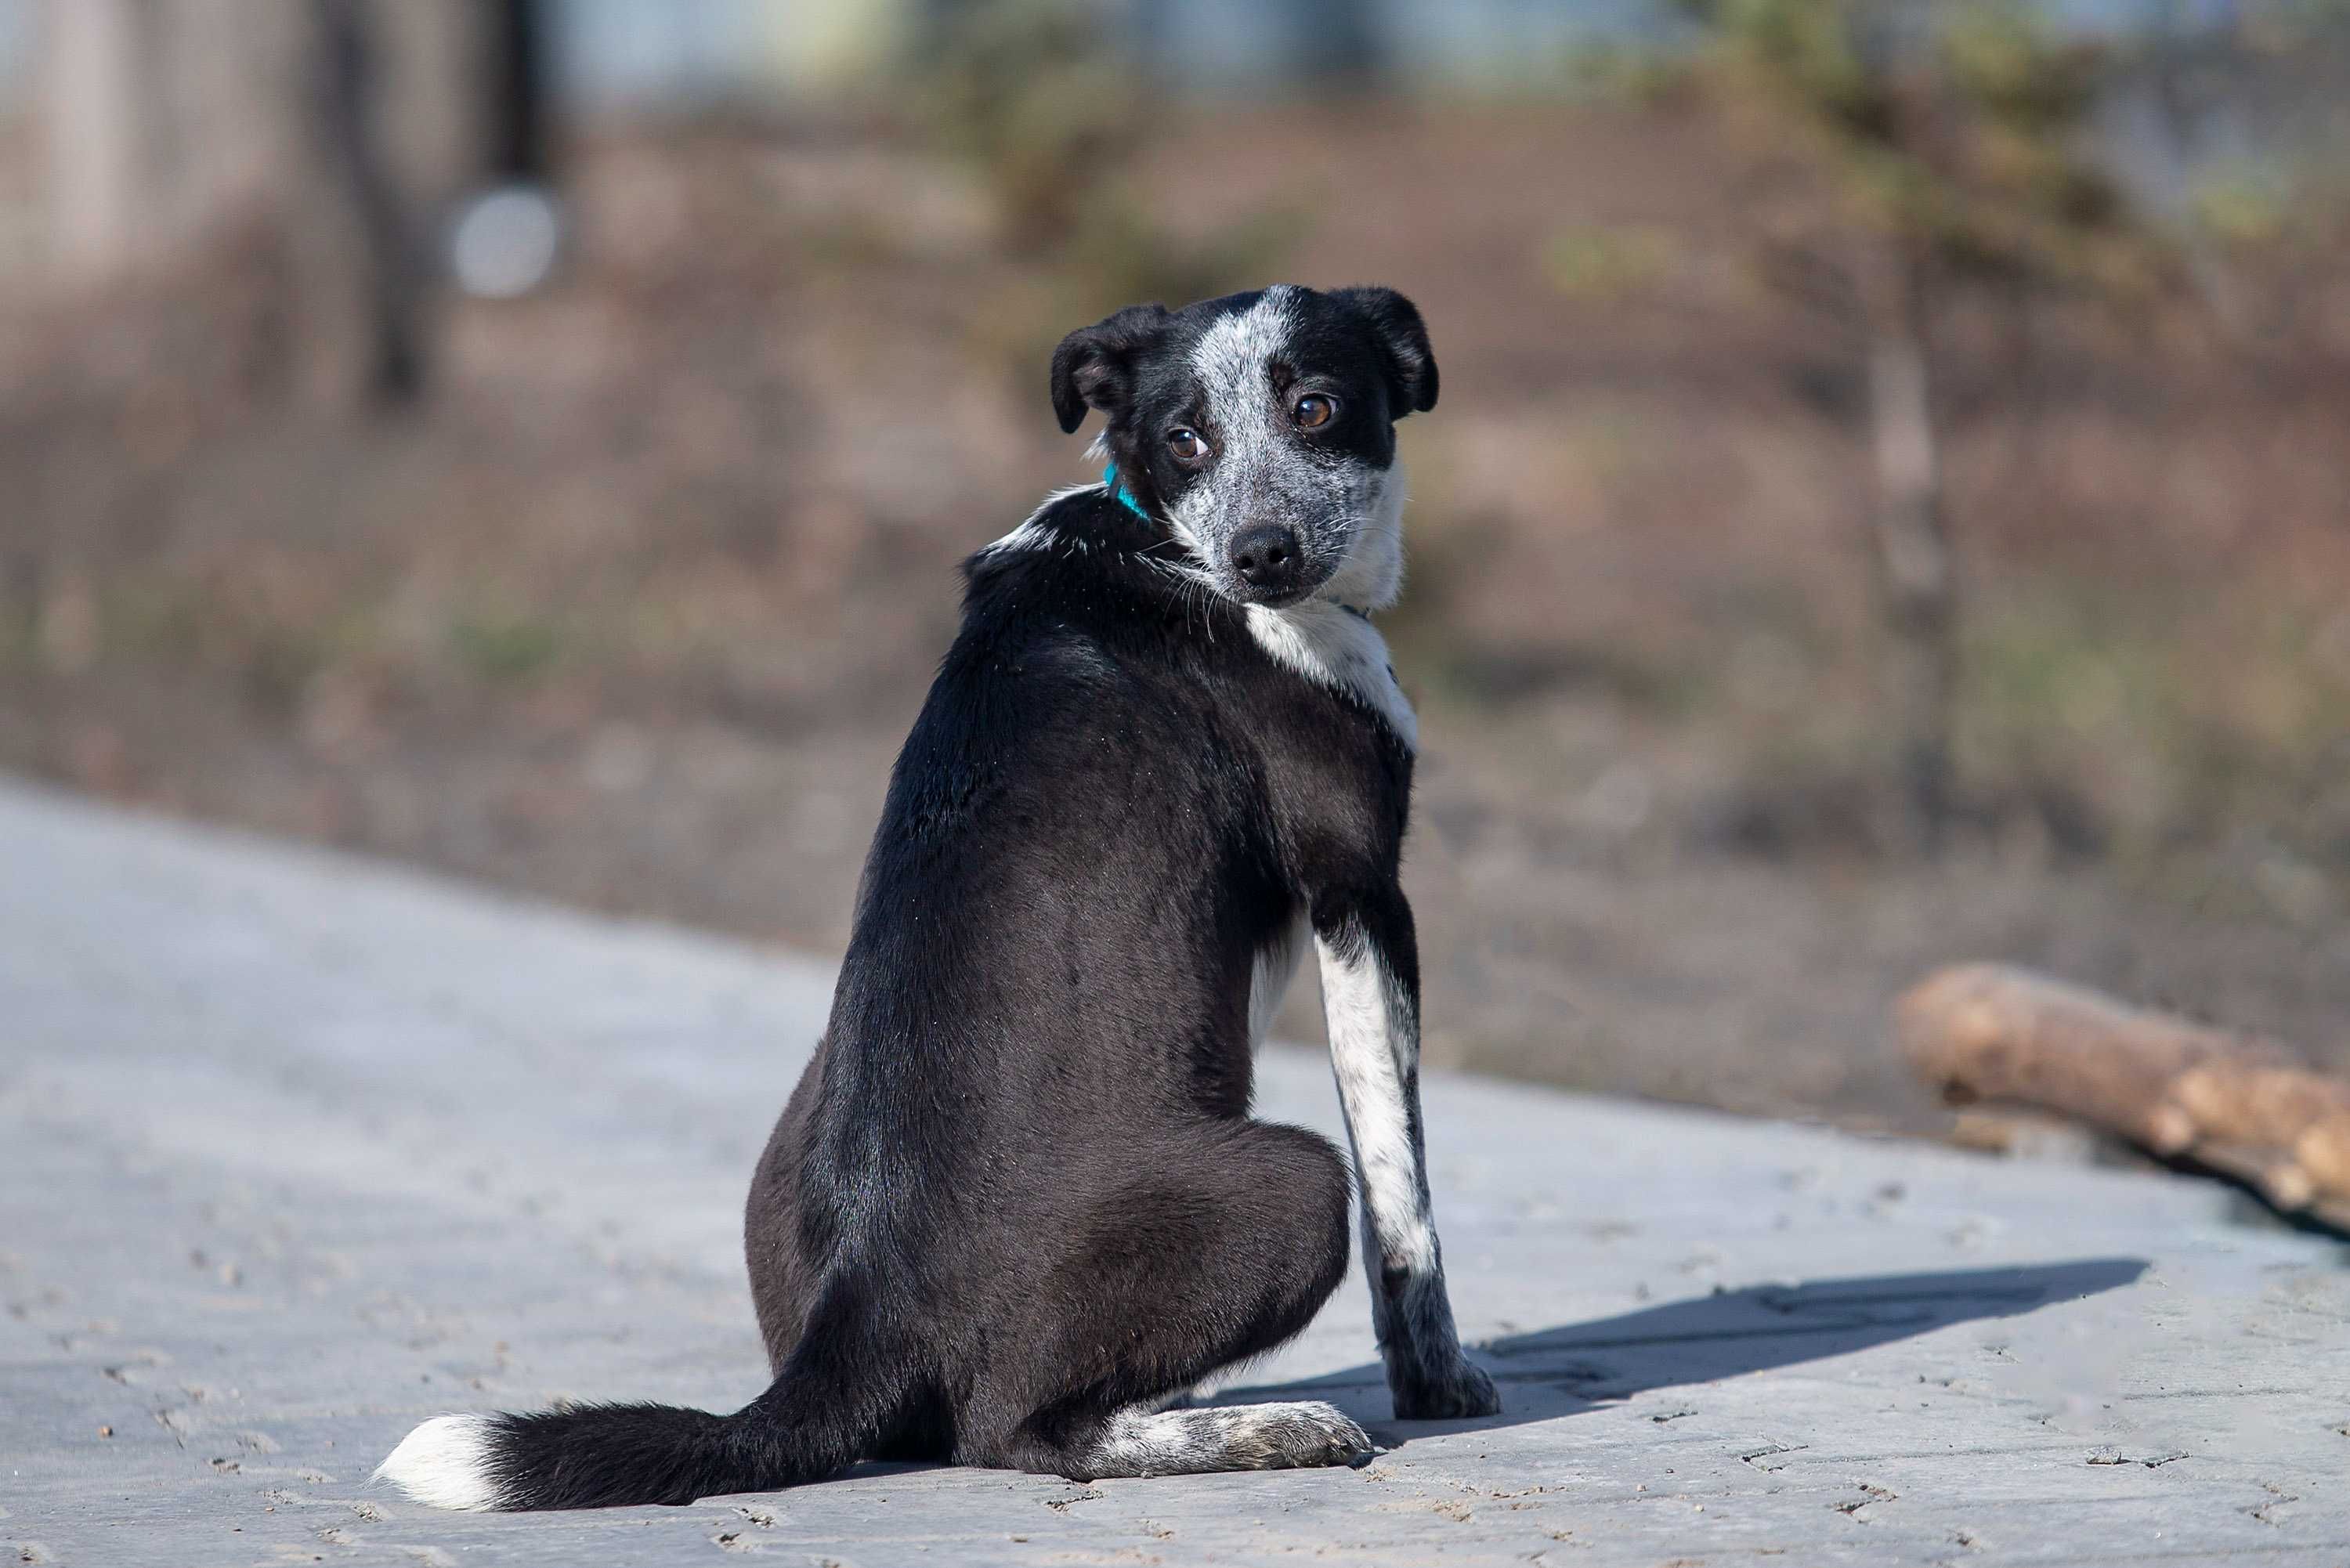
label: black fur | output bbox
[747,482,1411,1472]
[393,287,1493,1511]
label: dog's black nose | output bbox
[1230,524,1306,597]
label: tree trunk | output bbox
[33,0,517,410]
[1289,0,1384,85]
[39,0,161,278]
[483,0,553,184]
[1857,243,1958,855]
[311,0,424,406]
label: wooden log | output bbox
[1896,963,2283,1154]
[2170,1064,2350,1151]
[2186,1140,2316,1215]
[1896,963,2350,1211]
[2295,1115,2350,1198]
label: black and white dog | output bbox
[377,284,1499,1512]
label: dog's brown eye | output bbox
[1167,428,1208,462]
[1292,394,1336,429]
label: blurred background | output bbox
[2,0,2347,1133]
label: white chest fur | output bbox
[1243,601,1418,751]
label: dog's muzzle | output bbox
[1228,523,1313,604]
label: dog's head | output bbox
[1050,284,1437,612]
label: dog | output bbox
[375,283,1499,1512]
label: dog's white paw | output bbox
[1226,1400,1376,1469]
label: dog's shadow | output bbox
[1229,1257,2147,1441]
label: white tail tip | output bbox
[374,1413,506,1511]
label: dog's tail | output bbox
[374,1282,895,1512]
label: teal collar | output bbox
[1101,462,1149,520]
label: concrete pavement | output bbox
[2,776,2345,1565]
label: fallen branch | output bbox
[1898,963,2350,1219]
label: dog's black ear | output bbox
[1049,304,1171,435]
[1335,287,1438,417]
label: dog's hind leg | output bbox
[971,1119,1365,1479]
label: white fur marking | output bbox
[1086,1400,1368,1476]
[1186,288,1301,414]
[1320,459,1408,614]
[1169,291,1306,573]
[1317,938,1436,1276]
[1248,913,1310,1051]
[374,1414,506,1511]
[1246,601,1418,750]
[978,482,1108,557]
[1168,289,1419,741]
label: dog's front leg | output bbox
[1313,888,1500,1421]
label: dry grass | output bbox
[3,98,2348,1127]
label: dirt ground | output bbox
[4,99,2348,1133]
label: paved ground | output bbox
[2,777,2346,1567]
